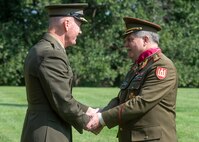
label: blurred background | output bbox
[0,0,198,87]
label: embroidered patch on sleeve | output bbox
[156,66,168,79]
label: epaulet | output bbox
[43,37,55,49]
[138,52,161,70]
[152,52,161,62]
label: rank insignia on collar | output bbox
[156,66,167,80]
[139,59,148,69]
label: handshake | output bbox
[85,107,105,135]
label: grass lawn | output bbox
[0,87,198,142]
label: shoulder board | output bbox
[152,52,161,62]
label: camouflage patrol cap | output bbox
[45,3,88,23]
[123,17,161,36]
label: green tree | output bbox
[160,0,199,87]
[0,0,47,85]
[0,0,198,87]
[69,0,166,86]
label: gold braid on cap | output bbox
[125,27,142,33]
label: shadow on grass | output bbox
[0,103,27,107]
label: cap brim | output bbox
[74,16,88,23]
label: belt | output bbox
[28,104,52,111]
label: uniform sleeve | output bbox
[102,61,177,128]
[38,50,89,133]
[99,90,121,112]
[101,97,119,112]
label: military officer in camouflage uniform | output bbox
[20,3,98,142]
[87,17,178,142]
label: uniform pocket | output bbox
[131,125,162,141]
[124,78,142,101]
[128,78,142,90]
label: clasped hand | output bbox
[85,107,104,135]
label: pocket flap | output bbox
[128,80,141,90]
[131,126,162,141]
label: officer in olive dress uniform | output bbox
[20,3,96,142]
[87,17,178,142]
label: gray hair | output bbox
[132,31,160,44]
[48,17,65,28]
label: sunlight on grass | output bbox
[0,87,198,142]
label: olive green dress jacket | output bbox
[20,33,90,142]
[101,50,178,142]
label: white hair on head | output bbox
[49,17,66,26]
[48,16,75,30]
[132,31,160,44]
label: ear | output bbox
[143,36,150,44]
[63,20,69,32]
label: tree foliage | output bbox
[0,0,198,87]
